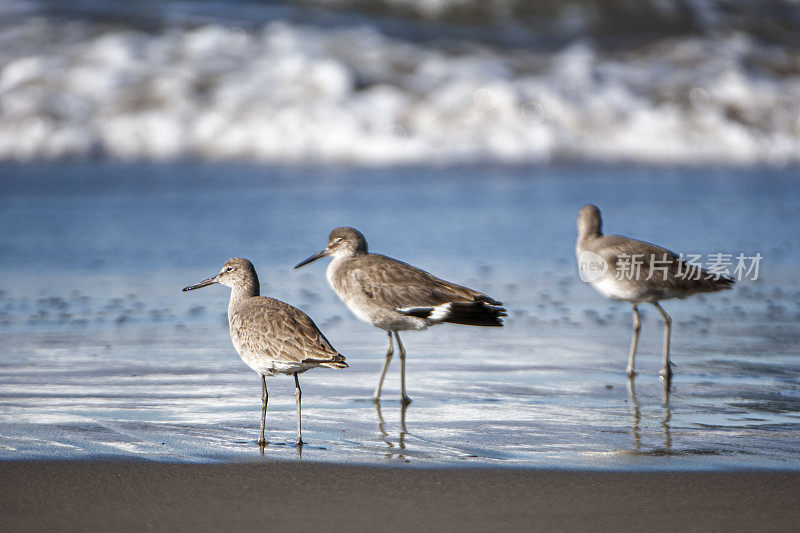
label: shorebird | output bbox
[182,257,347,446]
[295,227,506,404]
[576,204,734,380]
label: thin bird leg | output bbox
[395,332,411,405]
[294,373,304,446]
[259,375,268,446]
[627,304,642,378]
[654,302,672,381]
[399,399,408,454]
[372,331,394,402]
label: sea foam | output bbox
[0,7,798,164]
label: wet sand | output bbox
[2,461,799,531]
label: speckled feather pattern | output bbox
[230,296,346,375]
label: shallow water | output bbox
[0,162,799,469]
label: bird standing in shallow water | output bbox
[575,205,734,381]
[295,227,505,404]
[183,257,347,446]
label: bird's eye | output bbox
[225,266,234,272]
[334,237,343,243]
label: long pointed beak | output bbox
[294,249,329,269]
[182,275,218,291]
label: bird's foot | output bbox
[371,395,382,404]
[295,438,305,447]
[401,395,412,406]
[257,438,267,447]
[625,367,638,378]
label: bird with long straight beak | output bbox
[183,257,347,446]
[295,227,505,405]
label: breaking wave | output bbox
[1,0,799,164]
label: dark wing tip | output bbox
[440,301,508,327]
[701,274,735,291]
[302,354,348,369]
[476,295,503,306]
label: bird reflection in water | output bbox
[627,378,672,454]
[374,401,409,460]
[661,381,672,450]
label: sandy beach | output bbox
[2,461,799,531]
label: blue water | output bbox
[0,162,799,468]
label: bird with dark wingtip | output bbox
[183,257,347,446]
[576,205,734,381]
[295,227,506,405]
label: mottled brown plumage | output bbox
[183,257,347,446]
[230,297,346,373]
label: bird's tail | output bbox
[303,354,348,369]
[704,275,735,292]
[684,271,736,294]
[398,300,507,327]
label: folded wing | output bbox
[231,298,348,368]
[338,254,506,326]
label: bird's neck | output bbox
[227,280,259,316]
[325,251,361,288]
[576,224,602,250]
[576,232,597,250]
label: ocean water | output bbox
[0,162,798,469]
[1,0,800,164]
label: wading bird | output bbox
[183,257,347,445]
[295,227,505,404]
[576,205,734,381]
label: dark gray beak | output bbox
[294,249,329,269]
[182,275,218,291]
